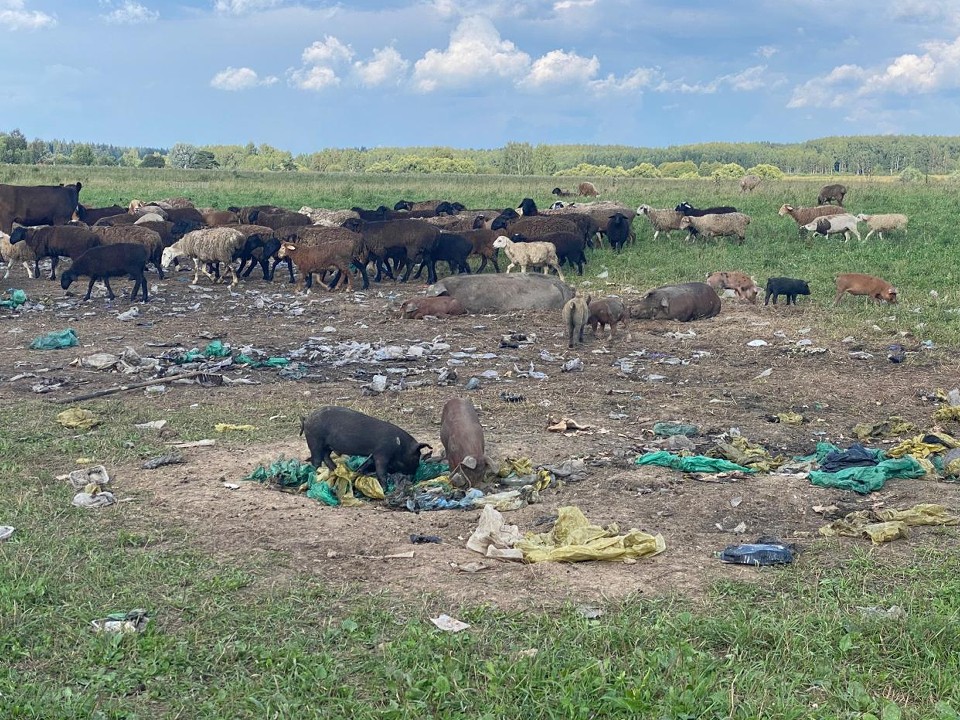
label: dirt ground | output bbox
[3,266,960,608]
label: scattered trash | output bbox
[577,605,604,620]
[809,454,925,494]
[57,408,100,430]
[141,454,185,470]
[561,358,583,373]
[410,534,442,544]
[91,609,149,634]
[719,542,793,566]
[0,526,14,541]
[30,328,78,350]
[499,391,525,403]
[430,614,471,633]
[516,506,665,563]
[653,422,698,437]
[849,351,874,360]
[450,561,490,573]
[819,503,958,543]
[72,490,116,509]
[116,307,140,322]
[465,377,480,390]
[857,605,907,621]
[887,344,906,363]
[67,465,110,490]
[754,368,773,379]
[635,451,755,475]
[466,505,524,559]
[144,385,167,397]
[547,418,592,434]
[852,417,916,441]
[214,423,257,432]
[134,420,168,432]
[766,411,805,425]
[79,352,120,371]
[746,339,768,347]
[0,289,27,309]
[223,483,241,490]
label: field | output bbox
[3,167,960,719]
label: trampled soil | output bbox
[3,265,959,608]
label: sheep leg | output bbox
[102,277,116,301]
[191,259,202,285]
[83,277,97,301]
[505,262,515,273]
[864,229,875,242]
[553,264,565,281]
[49,255,59,280]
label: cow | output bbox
[0,182,82,234]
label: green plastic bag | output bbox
[202,340,231,358]
[634,450,755,474]
[30,328,78,350]
[808,457,926,494]
[0,289,27,309]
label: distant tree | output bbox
[500,142,534,175]
[709,162,745,180]
[658,160,699,178]
[532,145,558,175]
[746,163,784,180]
[118,148,141,167]
[71,144,95,166]
[626,162,660,178]
[140,153,166,168]
[899,166,923,183]
[193,150,219,169]
[169,142,199,169]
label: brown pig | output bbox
[440,398,492,488]
[834,273,898,305]
[400,295,466,319]
[588,297,628,338]
[705,270,759,303]
[562,290,591,347]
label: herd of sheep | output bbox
[0,181,908,312]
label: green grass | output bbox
[3,167,960,717]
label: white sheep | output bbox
[297,206,361,227]
[637,205,685,241]
[0,230,40,279]
[161,227,246,286]
[679,212,751,244]
[802,213,862,242]
[856,213,908,241]
[492,235,565,280]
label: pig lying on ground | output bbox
[631,282,721,322]
[440,398,493,488]
[400,296,466,319]
[764,277,810,306]
[300,406,432,484]
[428,273,574,312]
[588,297,627,338]
[834,273,897,305]
[706,271,759,303]
[562,291,591,347]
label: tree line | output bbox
[1,128,956,178]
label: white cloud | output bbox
[101,1,159,25]
[787,64,868,108]
[554,0,596,10]
[589,66,663,93]
[288,65,339,91]
[213,0,281,14]
[527,50,599,87]
[860,35,960,94]
[755,45,777,59]
[413,16,531,91]
[302,35,354,66]
[889,0,960,27]
[664,65,776,94]
[353,47,409,87]
[0,0,56,30]
[210,66,278,90]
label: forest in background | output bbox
[0,127,957,179]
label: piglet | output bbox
[400,295,466,319]
[300,406,431,484]
[834,273,897,305]
[588,297,628,337]
[440,398,492,488]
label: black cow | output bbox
[0,182,82,234]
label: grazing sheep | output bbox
[492,235,565,280]
[199,208,240,227]
[817,183,847,206]
[739,174,762,193]
[545,201,636,246]
[9,224,102,280]
[165,207,205,226]
[679,213,752,244]
[778,203,846,230]
[341,217,440,284]
[516,198,539,216]
[134,212,167,225]
[412,230,473,281]
[270,225,369,289]
[577,181,599,197]
[73,204,127,224]
[161,227,246,286]
[0,230,40,279]
[449,227,501,273]
[228,224,277,280]
[562,290,591,348]
[802,213,861,242]
[494,214,582,243]
[90,224,165,279]
[298,206,361,227]
[856,213,908,241]
[513,231,586,275]
[248,209,311,230]
[60,243,149,302]
[132,204,168,220]
[637,205,685,241]
[94,213,138,227]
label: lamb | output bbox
[90,224,165,279]
[271,225,369,290]
[160,227,246,286]
[778,203,846,230]
[637,205,685,241]
[0,230,40,279]
[856,213,908,241]
[577,181,599,197]
[679,212,751,244]
[802,213,861,242]
[818,183,847,206]
[60,243,149,302]
[277,240,357,293]
[9,224,102,280]
[512,231,586,275]
[739,174,762,193]
[492,235,565,280]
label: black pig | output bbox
[300,406,431,483]
[764,277,810,305]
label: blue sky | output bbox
[2,0,960,153]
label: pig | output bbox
[706,270,759,303]
[764,277,810,306]
[299,406,432,484]
[834,273,897,305]
[630,282,721,322]
[588,297,628,338]
[400,295,466,319]
[440,398,493,488]
[562,290,591,347]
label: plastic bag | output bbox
[30,328,78,350]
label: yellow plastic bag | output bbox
[516,506,665,563]
[57,408,100,430]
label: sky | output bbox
[2,0,960,154]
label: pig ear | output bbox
[462,455,478,470]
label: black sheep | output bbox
[605,213,632,252]
[60,243,149,302]
[512,231,587,275]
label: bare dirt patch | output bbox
[4,268,960,608]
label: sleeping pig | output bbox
[631,282,721,322]
[440,398,493,488]
[300,406,432,483]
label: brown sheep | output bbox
[577,181,599,197]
